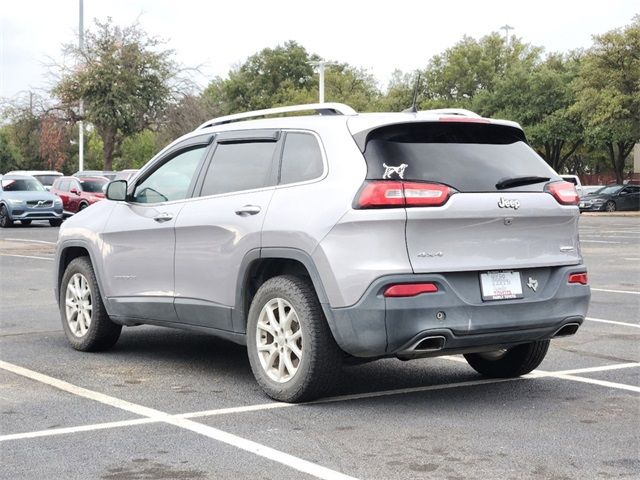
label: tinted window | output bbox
[201,142,276,196]
[279,133,323,184]
[1,179,45,192]
[33,175,60,187]
[80,179,108,192]
[133,146,206,203]
[362,123,559,192]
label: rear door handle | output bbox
[153,212,174,223]
[235,205,261,216]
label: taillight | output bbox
[384,283,439,297]
[568,272,588,285]
[546,181,579,205]
[356,181,453,209]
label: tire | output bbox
[79,203,88,211]
[20,220,32,226]
[605,200,616,212]
[0,205,13,228]
[464,340,550,378]
[59,256,122,351]
[246,275,342,402]
[49,219,63,227]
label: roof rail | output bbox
[197,103,357,130]
[422,108,482,118]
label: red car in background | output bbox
[50,176,108,215]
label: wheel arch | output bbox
[232,248,335,336]
[55,241,109,310]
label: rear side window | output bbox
[201,142,277,196]
[280,133,324,184]
[362,122,559,192]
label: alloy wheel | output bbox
[255,298,303,383]
[65,273,93,337]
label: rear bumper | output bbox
[326,265,590,358]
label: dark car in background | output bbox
[579,185,640,212]
[73,170,117,181]
[0,175,64,227]
[50,176,108,215]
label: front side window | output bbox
[280,133,324,185]
[133,146,206,203]
[201,141,277,196]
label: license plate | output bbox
[480,271,523,301]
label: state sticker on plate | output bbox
[480,271,523,301]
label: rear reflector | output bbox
[568,272,588,285]
[546,181,579,205]
[356,181,453,208]
[384,283,439,297]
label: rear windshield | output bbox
[362,122,559,192]
[32,175,60,186]
[80,179,107,192]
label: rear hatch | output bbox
[353,120,581,275]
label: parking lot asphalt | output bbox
[1,215,638,480]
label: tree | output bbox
[474,53,583,172]
[422,33,542,107]
[52,19,178,170]
[39,114,69,171]
[573,16,640,183]
[204,41,316,115]
[202,41,382,115]
[0,127,20,173]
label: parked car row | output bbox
[579,185,640,212]
[0,169,138,227]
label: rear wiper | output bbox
[496,175,550,190]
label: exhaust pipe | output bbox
[553,323,580,338]
[409,335,446,352]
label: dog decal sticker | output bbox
[382,163,408,179]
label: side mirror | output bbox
[106,180,128,201]
[619,190,628,196]
[70,187,80,195]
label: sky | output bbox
[0,0,638,102]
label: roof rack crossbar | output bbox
[422,108,481,118]
[197,103,357,130]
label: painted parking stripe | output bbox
[4,238,57,245]
[0,254,54,261]
[1,361,638,444]
[586,317,640,329]
[591,288,640,295]
[0,418,156,442]
[549,362,640,376]
[0,360,358,480]
[548,373,640,393]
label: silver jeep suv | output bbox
[55,103,590,402]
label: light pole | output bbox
[78,0,84,172]
[309,60,335,104]
[500,24,514,46]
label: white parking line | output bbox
[591,288,640,295]
[549,373,640,393]
[586,317,640,329]
[2,360,638,446]
[0,360,357,480]
[0,254,54,261]
[3,238,57,245]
